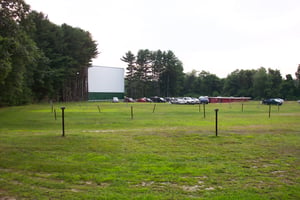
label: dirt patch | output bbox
[0,197,16,200]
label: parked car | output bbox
[136,97,146,102]
[183,97,195,104]
[112,97,119,103]
[171,98,186,104]
[124,97,135,102]
[275,98,284,104]
[262,98,283,105]
[136,97,152,102]
[199,96,209,104]
[165,97,174,103]
[151,97,166,103]
[193,98,200,104]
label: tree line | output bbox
[122,50,300,100]
[0,0,98,106]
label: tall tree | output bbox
[121,49,184,98]
[121,51,136,97]
[223,69,255,97]
[183,70,198,96]
[151,50,165,95]
[0,0,40,105]
[60,24,98,101]
[198,71,221,96]
[265,68,282,98]
[135,49,152,97]
[253,67,268,99]
[159,50,184,97]
[28,12,98,101]
[280,74,297,99]
[0,2,98,105]
[222,70,240,96]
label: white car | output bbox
[171,98,186,104]
[112,97,119,103]
[183,97,195,104]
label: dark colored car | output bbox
[262,98,283,105]
[199,96,209,104]
[151,97,166,103]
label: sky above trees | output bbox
[26,0,300,78]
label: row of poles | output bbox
[51,103,278,137]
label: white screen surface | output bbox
[88,66,124,93]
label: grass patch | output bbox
[0,101,299,199]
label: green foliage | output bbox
[184,67,299,100]
[0,1,98,105]
[123,54,300,100]
[253,67,268,99]
[121,50,184,98]
[27,12,98,102]
[223,69,255,97]
[280,75,297,100]
[0,36,13,84]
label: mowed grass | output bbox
[0,101,299,199]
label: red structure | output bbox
[208,97,251,103]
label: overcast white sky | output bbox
[26,0,300,78]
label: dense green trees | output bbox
[121,50,184,98]
[183,67,299,100]
[122,51,300,100]
[0,0,98,105]
[0,0,37,105]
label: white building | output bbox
[88,66,124,100]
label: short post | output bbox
[278,105,280,112]
[215,109,219,136]
[203,103,206,118]
[54,109,57,120]
[198,103,201,112]
[97,105,101,113]
[152,104,156,113]
[242,103,244,112]
[61,107,65,137]
[268,104,271,118]
[131,106,134,119]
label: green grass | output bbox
[0,101,299,199]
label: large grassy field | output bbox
[0,101,299,199]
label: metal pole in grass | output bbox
[61,106,66,137]
[97,105,101,113]
[242,103,244,112]
[152,104,156,113]
[131,106,134,119]
[203,103,206,118]
[215,109,219,136]
[268,104,271,118]
[54,109,57,120]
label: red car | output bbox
[136,97,152,102]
